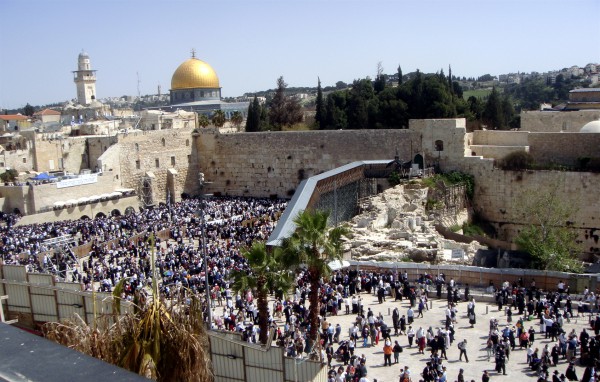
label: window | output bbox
[188,155,192,163]
[22,157,27,163]
[136,160,140,169]
[162,138,166,147]
[155,158,160,168]
[186,139,190,146]
[171,156,176,166]
[435,140,444,151]
[135,143,139,151]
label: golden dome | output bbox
[171,58,220,90]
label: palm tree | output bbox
[211,110,226,128]
[230,241,292,344]
[280,209,348,357]
[230,111,244,131]
[197,113,210,128]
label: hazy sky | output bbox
[1,0,598,109]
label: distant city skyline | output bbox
[1,0,599,109]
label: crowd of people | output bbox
[0,197,287,305]
[5,197,600,382]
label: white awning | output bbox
[110,191,122,197]
[54,201,65,207]
[328,260,350,271]
[77,197,89,204]
[115,188,134,193]
[89,195,100,201]
[65,199,78,206]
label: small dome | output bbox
[171,57,220,90]
[79,50,89,59]
[580,120,600,133]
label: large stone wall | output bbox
[470,164,600,256]
[195,129,421,198]
[521,110,600,132]
[528,133,600,167]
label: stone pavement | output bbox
[307,292,591,382]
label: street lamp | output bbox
[196,179,212,329]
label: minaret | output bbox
[73,50,97,105]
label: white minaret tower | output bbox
[73,50,97,105]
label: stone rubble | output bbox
[347,184,485,264]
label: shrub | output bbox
[499,151,534,171]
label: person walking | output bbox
[482,370,490,382]
[457,368,465,382]
[393,340,403,364]
[407,326,415,347]
[383,339,392,367]
[458,339,469,362]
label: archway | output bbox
[95,212,106,219]
[413,154,424,169]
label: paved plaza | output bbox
[290,291,591,382]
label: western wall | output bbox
[195,128,423,198]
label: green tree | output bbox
[315,78,326,130]
[268,76,303,130]
[197,114,210,128]
[374,62,386,93]
[397,65,403,86]
[211,110,226,128]
[245,96,262,132]
[230,111,243,131]
[280,210,349,358]
[22,103,35,117]
[516,185,583,273]
[230,242,292,344]
[482,87,503,129]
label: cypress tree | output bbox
[315,77,326,130]
[397,65,403,86]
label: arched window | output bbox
[161,138,166,147]
[435,140,444,151]
[135,143,139,151]
[186,139,190,146]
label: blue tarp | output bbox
[31,172,55,181]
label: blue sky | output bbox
[1,0,598,109]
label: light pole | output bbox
[197,178,212,329]
[200,209,212,328]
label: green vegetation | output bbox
[498,151,534,171]
[0,169,18,183]
[320,69,469,130]
[268,76,303,130]
[422,171,475,200]
[280,210,349,359]
[230,242,292,344]
[462,222,485,237]
[515,185,583,273]
[462,88,492,100]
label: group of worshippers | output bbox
[482,278,600,382]
[0,197,287,312]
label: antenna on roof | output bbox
[137,72,141,97]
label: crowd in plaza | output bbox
[4,197,600,382]
[0,197,287,304]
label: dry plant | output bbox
[43,234,213,381]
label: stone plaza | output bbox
[283,289,592,382]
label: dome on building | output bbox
[78,51,89,59]
[171,57,220,90]
[580,120,600,133]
